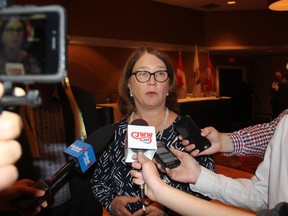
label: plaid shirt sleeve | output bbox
[225,109,288,158]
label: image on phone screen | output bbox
[154,141,180,170]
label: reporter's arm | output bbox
[131,153,254,216]
[155,180,253,216]
[224,110,288,157]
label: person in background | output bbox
[0,16,41,75]
[131,151,288,216]
[271,71,283,118]
[91,46,215,216]
[0,78,103,216]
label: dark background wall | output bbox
[12,0,288,117]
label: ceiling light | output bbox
[227,1,236,5]
[268,0,288,11]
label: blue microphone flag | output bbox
[64,140,96,173]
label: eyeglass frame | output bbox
[131,70,169,83]
[4,27,25,34]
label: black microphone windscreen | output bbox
[85,124,116,154]
[131,118,148,126]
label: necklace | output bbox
[130,107,170,139]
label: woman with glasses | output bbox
[91,47,215,216]
[0,16,41,75]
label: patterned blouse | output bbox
[91,116,215,215]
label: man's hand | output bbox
[165,148,201,184]
[0,179,47,214]
[180,126,233,157]
[0,84,24,190]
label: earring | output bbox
[166,92,169,96]
[130,91,133,97]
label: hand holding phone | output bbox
[154,141,181,170]
[174,115,211,153]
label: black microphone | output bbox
[12,124,116,212]
[0,89,42,108]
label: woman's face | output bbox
[128,53,169,110]
[2,18,25,51]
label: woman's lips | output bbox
[146,91,157,96]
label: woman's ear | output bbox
[127,82,131,91]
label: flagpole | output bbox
[193,44,201,97]
[176,50,187,98]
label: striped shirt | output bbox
[32,97,70,207]
[227,109,288,158]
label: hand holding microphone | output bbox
[126,119,157,216]
[12,124,116,212]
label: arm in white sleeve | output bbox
[189,165,268,212]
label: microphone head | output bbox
[125,118,157,162]
[85,124,116,154]
[131,118,148,126]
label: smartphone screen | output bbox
[0,5,66,83]
[154,141,180,170]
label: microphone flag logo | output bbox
[64,140,96,173]
[125,125,157,163]
[131,131,153,144]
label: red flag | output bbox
[204,52,213,93]
[207,52,212,70]
[176,51,187,98]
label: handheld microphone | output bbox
[12,124,116,212]
[5,62,25,75]
[125,119,157,163]
[0,90,42,108]
[127,119,157,216]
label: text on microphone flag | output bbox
[131,131,153,144]
[125,124,157,163]
[64,140,96,173]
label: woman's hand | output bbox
[111,195,140,216]
[133,201,164,216]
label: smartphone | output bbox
[0,5,67,83]
[154,141,181,170]
[174,115,211,152]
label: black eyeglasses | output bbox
[4,28,24,34]
[131,70,169,83]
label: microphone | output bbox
[5,62,25,75]
[0,89,42,108]
[125,119,157,163]
[127,119,157,216]
[12,124,116,212]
